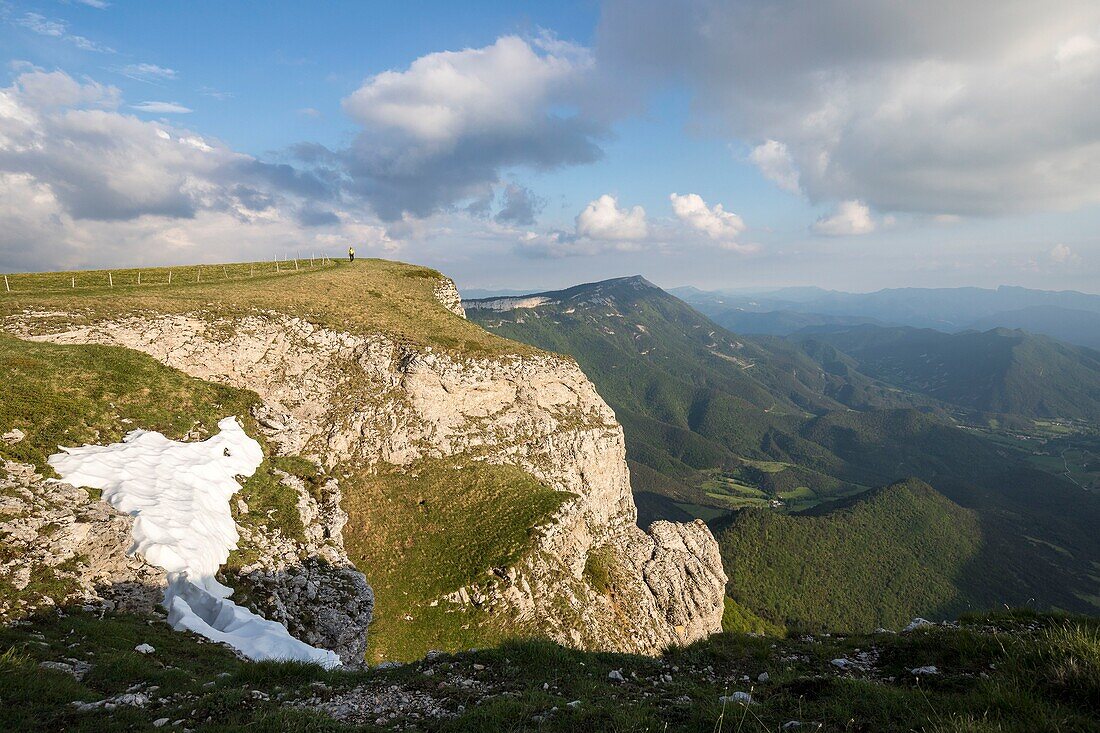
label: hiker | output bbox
[348,246,355,262]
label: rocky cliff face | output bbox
[0,455,372,665]
[7,274,726,656]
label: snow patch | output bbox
[49,417,340,667]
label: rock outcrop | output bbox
[7,274,726,656]
[0,457,372,666]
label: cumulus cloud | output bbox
[812,200,876,236]
[670,192,745,239]
[599,0,1100,216]
[748,140,800,194]
[576,194,647,241]
[340,34,606,220]
[0,69,394,270]
[1050,243,1079,264]
[511,193,648,257]
[494,183,544,226]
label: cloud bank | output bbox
[0,69,390,270]
[599,0,1100,216]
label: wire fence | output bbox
[1,255,341,295]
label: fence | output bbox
[1,255,339,295]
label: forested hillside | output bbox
[716,480,984,631]
[793,325,1100,421]
[467,277,934,519]
[467,277,1100,629]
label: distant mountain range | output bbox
[793,325,1100,422]
[673,284,1100,349]
[466,277,1100,631]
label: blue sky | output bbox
[2,0,1098,294]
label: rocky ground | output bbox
[1,606,1096,732]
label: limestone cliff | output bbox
[6,270,725,657]
[0,455,373,664]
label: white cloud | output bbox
[74,0,111,8]
[748,140,800,194]
[15,12,114,53]
[576,194,647,241]
[132,101,192,114]
[1050,243,1078,264]
[198,86,233,100]
[344,34,590,144]
[812,200,876,236]
[340,34,605,220]
[600,0,1100,216]
[297,107,321,118]
[0,69,395,270]
[511,193,648,257]
[119,64,178,82]
[670,192,746,240]
[12,69,119,109]
[17,12,65,37]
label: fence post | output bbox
[71,276,75,288]
[108,272,113,288]
[197,266,201,283]
[168,270,173,285]
[137,271,141,285]
[250,264,254,278]
[223,266,229,280]
[3,274,8,293]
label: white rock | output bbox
[153,719,170,728]
[830,658,850,669]
[720,691,754,705]
[903,618,934,632]
[2,428,25,444]
[134,643,155,655]
[608,669,625,682]
[757,672,770,683]
[910,665,939,675]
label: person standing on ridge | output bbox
[348,246,355,262]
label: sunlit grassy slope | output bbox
[1,258,535,357]
[0,335,321,614]
[1,259,569,661]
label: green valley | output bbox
[467,277,1100,631]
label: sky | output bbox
[1,0,1099,294]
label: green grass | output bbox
[720,596,786,636]
[340,458,573,663]
[2,607,1097,732]
[0,334,260,474]
[1,258,535,358]
[0,334,318,614]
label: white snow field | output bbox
[49,417,341,668]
